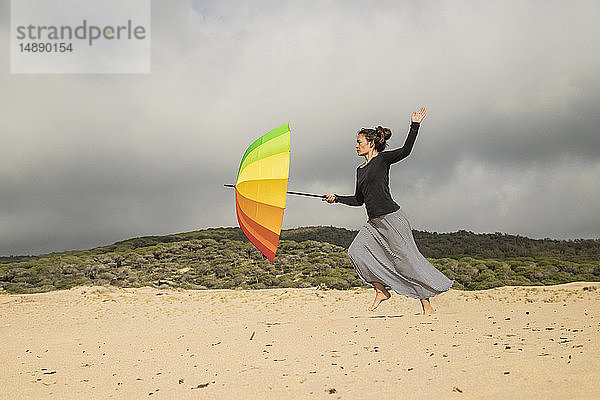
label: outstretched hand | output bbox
[411,107,426,123]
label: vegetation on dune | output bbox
[0,227,598,294]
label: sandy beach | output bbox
[1,282,598,399]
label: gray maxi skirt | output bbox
[348,208,453,299]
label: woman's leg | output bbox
[420,298,435,315]
[369,282,391,311]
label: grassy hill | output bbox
[0,227,598,294]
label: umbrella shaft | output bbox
[286,190,325,198]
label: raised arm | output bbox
[380,107,426,165]
[380,121,420,164]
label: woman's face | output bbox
[356,134,373,156]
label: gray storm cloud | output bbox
[1,0,599,255]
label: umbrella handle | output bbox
[224,184,325,198]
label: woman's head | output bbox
[356,126,392,154]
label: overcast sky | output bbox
[1,0,599,256]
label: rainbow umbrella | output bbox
[229,122,290,261]
[225,123,322,261]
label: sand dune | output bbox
[1,282,598,399]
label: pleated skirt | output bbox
[348,208,454,299]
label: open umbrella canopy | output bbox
[233,122,290,261]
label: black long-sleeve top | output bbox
[335,121,420,220]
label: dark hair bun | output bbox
[376,126,392,141]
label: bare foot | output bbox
[369,283,391,311]
[420,298,435,315]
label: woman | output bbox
[323,107,453,314]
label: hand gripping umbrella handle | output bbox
[224,184,325,199]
